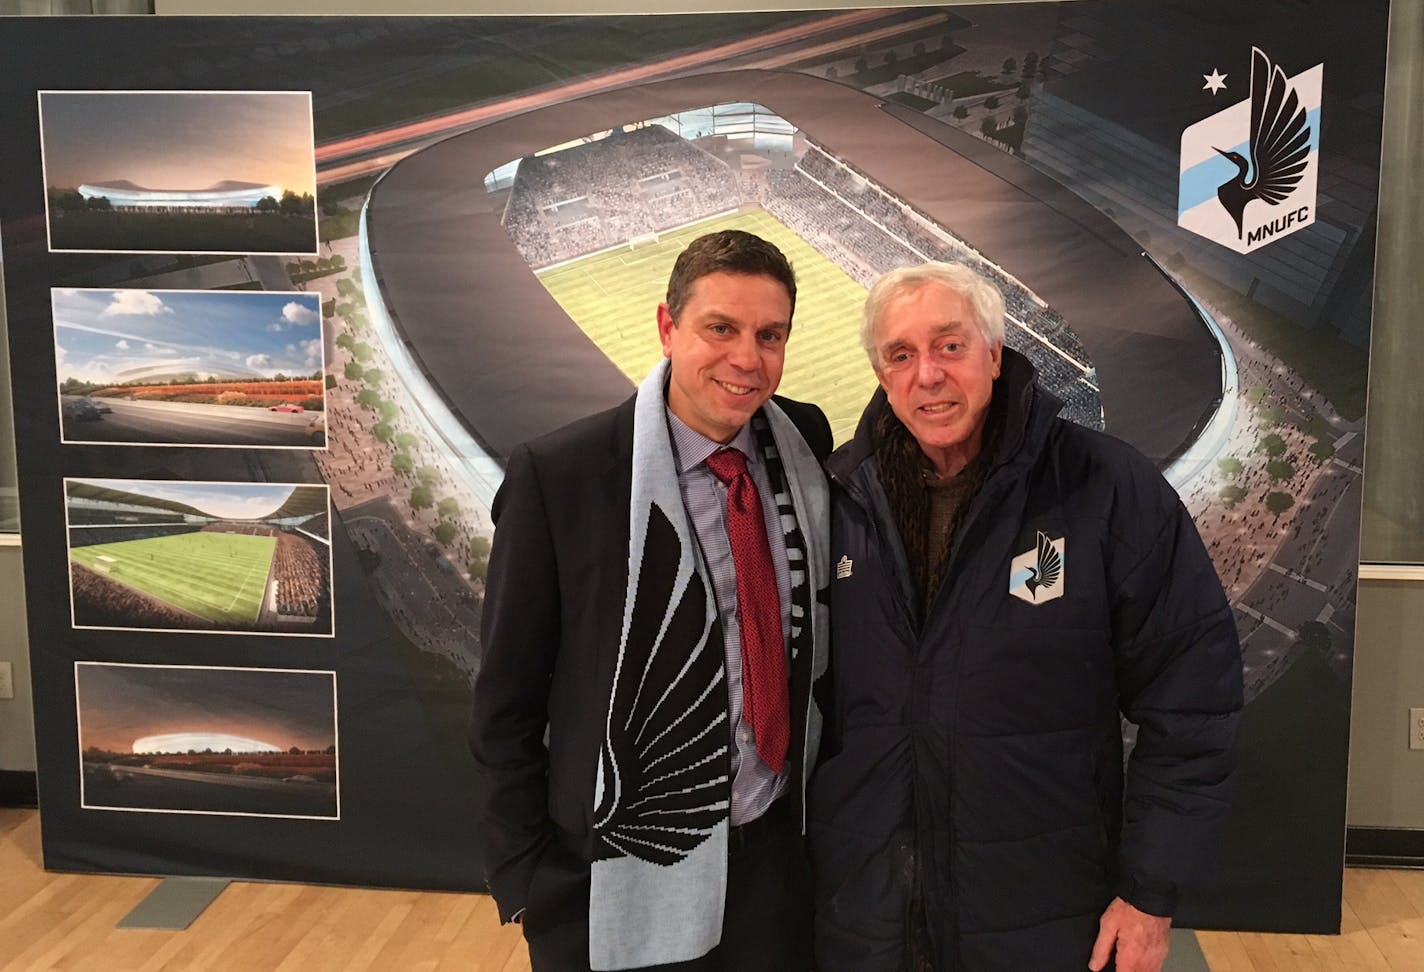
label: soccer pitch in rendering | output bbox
[70,532,275,626]
[538,210,876,444]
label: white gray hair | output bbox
[860,262,1006,365]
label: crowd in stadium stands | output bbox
[67,507,186,527]
[68,523,202,548]
[796,146,1095,367]
[1055,384,1105,429]
[274,532,326,618]
[70,563,211,629]
[1008,340,1103,429]
[764,169,920,282]
[504,125,738,267]
[202,522,278,537]
[296,512,329,537]
[780,146,1103,429]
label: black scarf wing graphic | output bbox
[593,501,728,865]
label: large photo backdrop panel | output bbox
[0,2,1386,932]
[0,16,507,893]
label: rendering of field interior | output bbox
[69,531,275,626]
[537,209,875,444]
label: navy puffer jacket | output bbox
[811,349,1242,971]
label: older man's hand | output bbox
[1088,896,1171,972]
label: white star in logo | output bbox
[1203,68,1228,95]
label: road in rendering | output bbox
[62,397,323,448]
[82,762,337,817]
[313,8,938,184]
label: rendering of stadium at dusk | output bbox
[75,179,283,212]
[39,89,318,253]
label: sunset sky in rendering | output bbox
[76,664,336,754]
[40,91,315,196]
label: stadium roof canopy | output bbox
[77,180,280,208]
[266,485,328,521]
[366,70,1222,467]
[66,481,206,518]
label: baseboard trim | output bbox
[1346,826,1424,868]
[0,770,38,808]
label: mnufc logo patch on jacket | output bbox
[1009,531,1064,604]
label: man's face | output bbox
[657,271,792,444]
[872,281,1002,477]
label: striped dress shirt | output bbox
[666,407,791,826]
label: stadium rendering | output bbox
[362,70,1228,490]
[65,480,333,636]
[76,179,282,212]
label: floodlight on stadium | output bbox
[76,179,282,210]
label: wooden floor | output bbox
[4,807,1423,971]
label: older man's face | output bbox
[873,281,1002,478]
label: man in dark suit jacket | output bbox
[470,230,833,972]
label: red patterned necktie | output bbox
[705,447,789,775]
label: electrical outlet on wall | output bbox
[1411,707,1424,751]
[0,661,13,700]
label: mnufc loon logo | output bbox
[1178,48,1323,255]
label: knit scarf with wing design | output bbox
[588,360,828,970]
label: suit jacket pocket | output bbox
[522,841,590,940]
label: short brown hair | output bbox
[665,230,797,321]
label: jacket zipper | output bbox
[829,462,934,965]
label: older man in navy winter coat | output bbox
[811,262,1242,972]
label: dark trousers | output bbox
[525,800,813,972]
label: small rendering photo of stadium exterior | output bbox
[76,662,339,820]
[53,288,327,450]
[65,479,333,637]
[38,90,318,254]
